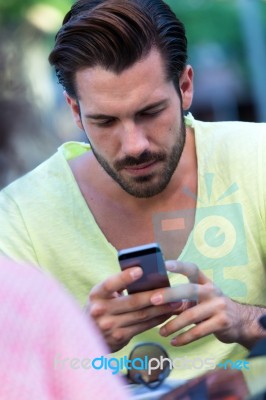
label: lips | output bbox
[124,161,157,170]
[115,150,166,172]
[123,161,159,177]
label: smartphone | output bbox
[118,243,170,294]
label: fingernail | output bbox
[166,263,176,272]
[171,338,178,346]
[130,267,142,280]
[160,327,167,336]
[150,293,163,305]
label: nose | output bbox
[120,120,150,157]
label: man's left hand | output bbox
[150,260,265,348]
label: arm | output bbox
[150,260,266,349]
[87,266,182,352]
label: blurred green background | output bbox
[1,0,266,187]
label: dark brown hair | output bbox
[49,0,187,99]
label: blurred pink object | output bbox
[0,257,129,399]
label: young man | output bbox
[0,0,266,381]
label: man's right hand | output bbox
[87,267,179,352]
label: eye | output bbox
[140,107,165,118]
[93,118,116,127]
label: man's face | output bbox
[67,49,193,198]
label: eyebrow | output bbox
[84,99,169,120]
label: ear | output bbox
[179,65,194,111]
[64,91,84,131]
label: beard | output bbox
[90,119,186,198]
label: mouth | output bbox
[123,161,159,176]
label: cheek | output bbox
[86,129,120,159]
[156,115,179,141]
[158,108,179,132]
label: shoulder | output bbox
[0,152,61,205]
[185,113,266,138]
[188,116,266,162]
[0,141,90,205]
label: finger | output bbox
[159,300,215,337]
[112,288,184,314]
[150,283,203,305]
[169,315,222,346]
[118,304,177,326]
[150,281,221,305]
[97,306,174,333]
[89,267,143,299]
[171,300,197,315]
[165,260,212,285]
[103,314,173,348]
[90,287,182,318]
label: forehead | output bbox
[75,49,173,114]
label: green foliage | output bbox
[166,1,241,46]
[167,1,266,44]
[0,0,72,21]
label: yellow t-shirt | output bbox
[0,114,266,380]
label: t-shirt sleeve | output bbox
[0,190,38,265]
